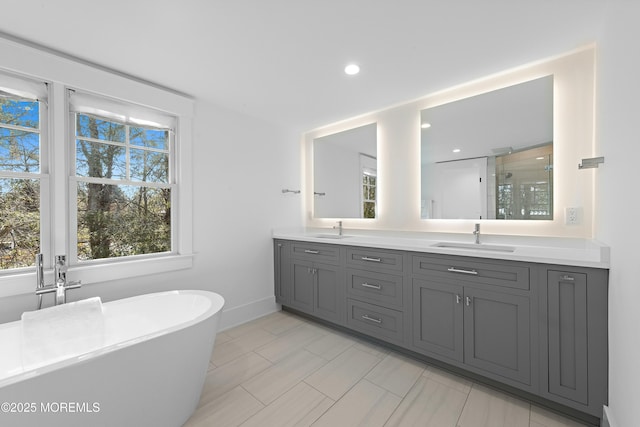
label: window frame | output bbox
[0,37,194,298]
[69,110,176,263]
[0,78,51,273]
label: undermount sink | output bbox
[313,234,352,239]
[432,241,516,253]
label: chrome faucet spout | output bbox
[473,223,481,244]
[333,221,343,236]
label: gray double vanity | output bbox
[273,230,608,425]
[282,46,606,425]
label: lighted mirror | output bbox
[420,75,553,220]
[313,123,377,219]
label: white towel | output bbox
[21,297,105,369]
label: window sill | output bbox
[0,254,193,299]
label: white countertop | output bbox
[272,228,610,269]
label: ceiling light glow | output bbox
[421,122,431,129]
[453,148,461,153]
[344,64,360,75]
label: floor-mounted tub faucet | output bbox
[35,254,82,309]
[473,223,481,244]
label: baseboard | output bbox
[218,296,280,331]
[602,406,616,427]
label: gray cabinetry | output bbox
[347,299,405,345]
[274,241,290,304]
[345,247,407,346]
[286,241,345,325]
[412,278,464,361]
[273,238,608,422]
[541,267,608,417]
[411,265,532,387]
[464,287,531,385]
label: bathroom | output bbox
[0,1,638,426]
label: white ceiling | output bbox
[0,0,604,132]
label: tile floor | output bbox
[183,310,589,427]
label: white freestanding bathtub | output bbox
[0,290,225,427]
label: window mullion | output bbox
[51,83,70,260]
[124,123,130,181]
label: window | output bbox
[0,40,193,297]
[360,153,377,219]
[69,91,176,262]
[0,73,47,270]
[362,171,376,219]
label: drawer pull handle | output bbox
[466,296,472,306]
[361,283,382,290]
[561,275,575,281]
[447,267,478,275]
[361,256,382,262]
[362,314,382,324]
[456,294,462,304]
[304,250,320,254]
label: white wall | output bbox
[596,3,640,426]
[191,101,302,328]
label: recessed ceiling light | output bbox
[536,156,545,160]
[344,64,360,75]
[453,148,461,153]
[421,122,431,129]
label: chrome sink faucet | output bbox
[35,254,82,309]
[333,220,343,236]
[473,223,481,244]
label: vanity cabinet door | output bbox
[288,259,344,325]
[464,288,531,385]
[314,262,343,324]
[274,240,290,304]
[541,268,608,417]
[412,278,464,362]
[546,270,588,404]
[289,260,315,313]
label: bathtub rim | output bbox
[0,289,225,388]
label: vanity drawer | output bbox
[346,247,403,272]
[412,254,530,290]
[347,299,404,346]
[347,269,403,309]
[291,242,340,264]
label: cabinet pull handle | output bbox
[361,283,382,290]
[362,314,382,324]
[448,267,478,275]
[361,256,382,262]
[465,296,472,306]
[304,249,320,254]
[456,294,462,304]
[561,275,575,281]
